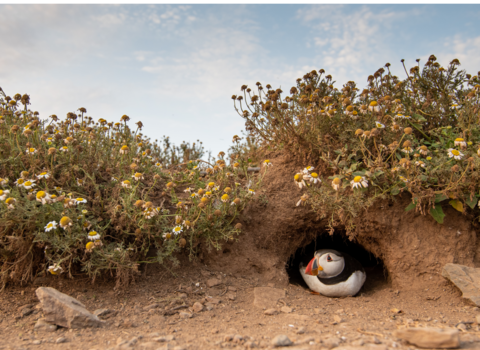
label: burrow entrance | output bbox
[286,232,389,294]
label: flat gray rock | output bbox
[253,287,285,309]
[442,263,480,306]
[271,334,293,347]
[36,287,104,329]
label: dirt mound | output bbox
[204,152,478,292]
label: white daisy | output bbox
[87,231,101,241]
[454,138,467,149]
[447,148,464,160]
[0,189,9,201]
[36,172,50,179]
[44,221,57,232]
[375,121,385,129]
[351,176,368,189]
[172,225,183,235]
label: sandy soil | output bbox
[1,262,480,350]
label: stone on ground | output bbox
[442,263,480,306]
[394,327,460,348]
[253,287,285,309]
[34,318,57,332]
[271,334,293,347]
[35,287,104,329]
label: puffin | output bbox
[299,249,366,297]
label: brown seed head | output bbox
[404,127,413,135]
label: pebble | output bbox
[244,340,257,348]
[457,323,467,331]
[143,303,159,311]
[228,286,237,292]
[56,337,67,344]
[333,315,344,323]
[264,308,278,315]
[224,334,234,342]
[192,302,203,312]
[296,336,315,345]
[323,336,341,349]
[271,334,293,347]
[34,318,58,332]
[296,327,306,334]
[32,340,41,345]
[147,332,160,338]
[154,335,175,342]
[205,303,214,311]
[394,327,460,349]
[233,334,244,343]
[227,292,236,301]
[206,278,221,287]
[179,311,193,318]
[280,306,292,313]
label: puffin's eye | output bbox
[327,255,332,262]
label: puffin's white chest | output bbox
[299,266,366,297]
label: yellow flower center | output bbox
[86,242,94,250]
[452,150,460,156]
[60,216,72,226]
[353,176,362,183]
[134,173,142,178]
[6,198,14,204]
[369,101,378,107]
[311,173,318,178]
[333,178,341,185]
[455,138,464,142]
[123,180,131,184]
[208,182,215,187]
[76,198,84,202]
[29,148,35,152]
[174,226,181,232]
[121,145,128,150]
[205,191,212,196]
[221,194,229,201]
[24,181,32,186]
[294,173,302,182]
[36,191,46,199]
[88,231,97,236]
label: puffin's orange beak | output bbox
[305,257,323,276]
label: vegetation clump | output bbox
[0,90,267,289]
[234,55,480,234]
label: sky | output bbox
[1,4,480,157]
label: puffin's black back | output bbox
[317,252,365,285]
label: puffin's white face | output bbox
[316,252,345,278]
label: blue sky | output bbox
[2,4,480,157]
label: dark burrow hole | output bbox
[286,233,389,294]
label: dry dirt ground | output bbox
[1,262,480,350]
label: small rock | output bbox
[296,336,314,345]
[21,307,34,317]
[143,303,159,311]
[32,340,41,345]
[35,287,104,329]
[56,337,67,344]
[233,334,244,343]
[280,306,292,314]
[271,334,293,347]
[192,302,203,312]
[244,340,257,348]
[178,293,188,299]
[154,335,175,342]
[179,311,193,318]
[296,327,306,334]
[254,287,285,309]
[206,278,221,287]
[224,334,234,342]
[227,292,236,301]
[333,315,344,323]
[457,323,468,331]
[147,332,160,338]
[34,318,58,332]
[323,337,341,349]
[205,303,214,311]
[394,327,460,349]
[94,308,116,319]
[205,297,221,304]
[228,286,237,292]
[351,339,365,347]
[139,342,158,349]
[264,308,278,316]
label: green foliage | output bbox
[0,89,267,289]
[233,55,480,233]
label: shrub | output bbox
[234,55,480,235]
[0,89,268,290]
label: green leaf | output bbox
[391,187,400,196]
[396,153,402,161]
[429,205,445,224]
[435,193,448,203]
[449,199,464,212]
[352,170,366,177]
[413,113,427,122]
[466,196,478,210]
[405,202,416,211]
